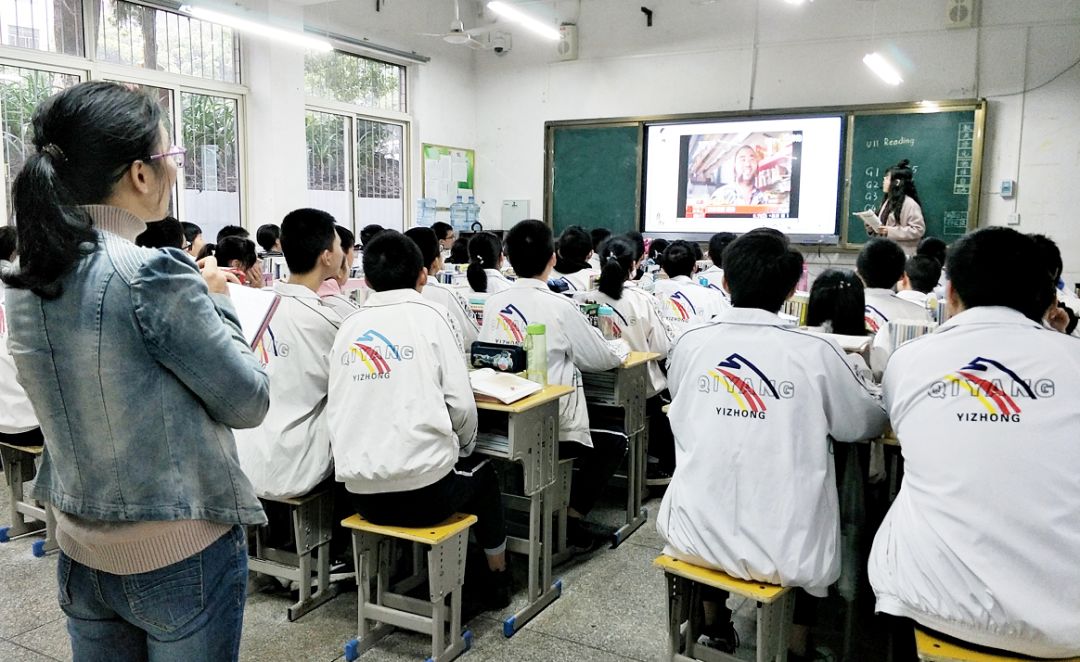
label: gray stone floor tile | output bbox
[0,639,60,662]
[9,617,69,661]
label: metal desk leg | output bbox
[612,426,648,548]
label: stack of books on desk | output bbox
[470,368,542,404]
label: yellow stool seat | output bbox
[654,554,790,604]
[0,442,43,454]
[915,629,1080,662]
[340,513,477,545]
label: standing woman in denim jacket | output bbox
[2,82,269,661]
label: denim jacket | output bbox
[5,206,269,525]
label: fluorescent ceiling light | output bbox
[863,52,903,85]
[487,1,561,41]
[179,5,333,52]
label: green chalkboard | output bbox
[845,108,982,246]
[548,124,641,236]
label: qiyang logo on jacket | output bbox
[864,305,887,333]
[496,304,528,343]
[698,353,795,420]
[929,356,1054,422]
[349,329,403,376]
[666,291,697,321]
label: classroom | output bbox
[1,1,1079,661]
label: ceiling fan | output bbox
[420,0,494,49]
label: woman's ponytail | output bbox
[596,235,637,301]
[466,232,501,293]
[467,255,488,293]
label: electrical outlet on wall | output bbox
[1007,213,1020,226]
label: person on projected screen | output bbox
[866,159,925,254]
[709,145,768,207]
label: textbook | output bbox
[226,283,281,349]
[470,368,542,404]
[853,209,882,230]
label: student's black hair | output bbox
[806,269,867,336]
[915,236,947,268]
[555,225,592,274]
[882,159,921,225]
[181,221,202,245]
[196,243,215,261]
[660,240,696,278]
[597,235,637,300]
[447,236,470,264]
[135,216,184,249]
[280,208,337,274]
[405,226,440,271]
[505,219,555,279]
[690,241,703,261]
[216,225,248,243]
[256,223,280,253]
[649,238,670,261]
[856,237,907,289]
[215,236,257,270]
[430,221,453,242]
[626,230,646,261]
[2,81,166,297]
[904,255,942,294]
[708,232,737,267]
[0,225,17,262]
[1030,234,1064,280]
[363,230,423,292]
[590,228,612,252]
[947,227,1052,322]
[334,224,355,253]
[723,232,804,312]
[359,224,385,247]
[466,231,502,292]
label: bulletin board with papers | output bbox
[422,143,476,209]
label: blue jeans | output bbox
[57,525,248,662]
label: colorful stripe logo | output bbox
[864,304,887,333]
[497,304,528,342]
[350,329,400,375]
[666,291,697,321]
[707,353,778,413]
[944,356,1036,415]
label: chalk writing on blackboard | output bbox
[954,122,974,194]
[943,210,968,239]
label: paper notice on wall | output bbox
[451,155,468,183]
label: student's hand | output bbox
[1046,305,1070,333]
[245,259,264,289]
[197,256,233,295]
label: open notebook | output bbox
[470,368,542,405]
[226,283,281,349]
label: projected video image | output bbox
[678,131,802,219]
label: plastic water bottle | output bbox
[466,196,481,230]
[450,195,468,233]
[597,305,616,340]
[524,323,547,387]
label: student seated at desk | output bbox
[652,240,728,332]
[917,236,948,299]
[215,234,264,289]
[235,209,344,499]
[550,225,598,292]
[895,254,941,310]
[0,227,42,447]
[869,227,1080,659]
[466,231,513,295]
[588,228,611,270]
[857,238,931,332]
[697,232,736,297]
[319,224,361,317]
[405,226,478,355]
[479,220,625,551]
[657,229,887,656]
[1032,234,1080,337]
[328,231,509,607]
[805,269,870,337]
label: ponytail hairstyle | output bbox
[3,82,166,297]
[882,159,921,226]
[806,268,867,336]
[466,231,502,292]
[597,235,638,300]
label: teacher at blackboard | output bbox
[866,159,925,253]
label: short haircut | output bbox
[650,238,670,261]
[806,268,867,336]
[856,237,907,289]
[447,236,470,264]
[626,231,646,261]
[1030,234,1063,280]
[904,255,942,294]
[660,240,696,278]
[431,221,453,242]
[215,236,257,270]
[280,208,337,274]
[505,219,554,278]
[256,223,280,253]
[363,230,423,292]
[180,221,202,245]
[360,224,385,247]
[708,232,737,267]
[590,228,612,251]
[0,225,17,261]
[723,232,804,312]
[135,217,184,249]
[916,236,947,267]
[335,224,355,252]
[947,227,1052,321]
[216,225,248,243]
[557,226,593,264]
[405,226,440,269]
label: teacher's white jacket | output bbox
[479,278,623,446]
[657,307,887,597]
[653,275,729,333]
[869,306,1080,658]
[423,280,478,356]
[328,289,477,494]
[0,286,38,434]
[234,282,342,499]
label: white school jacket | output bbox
[0,286,39,434]
[895,289,929,308]
[863,287,932,333]
[550,268,597,292]
[696,265,730,301]
[653,275,729,332]
[869,307,1080,658]
[423,280,478,356]
[479,278,623,446]
[234,282,342,499]
[466,268,513,297]
[573,285,673,397]
[657,307,887,597]
[328,289,477,494]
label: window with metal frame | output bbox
[304,49,405,113]
[181,91,240,240]
[0,0,83,55]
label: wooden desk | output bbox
[0,442,56,557]
[475,384,572,637]
[582,351,660,547]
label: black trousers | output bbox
[646,393,674,473]
[351,460,506,551]
[559,430,628,517]
[701,586,819,626]
[0,428,44,447]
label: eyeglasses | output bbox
[147,146,186,168]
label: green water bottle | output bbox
[524,323,547,386]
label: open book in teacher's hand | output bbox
[853,209,882,231]
[226,283,281,349]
